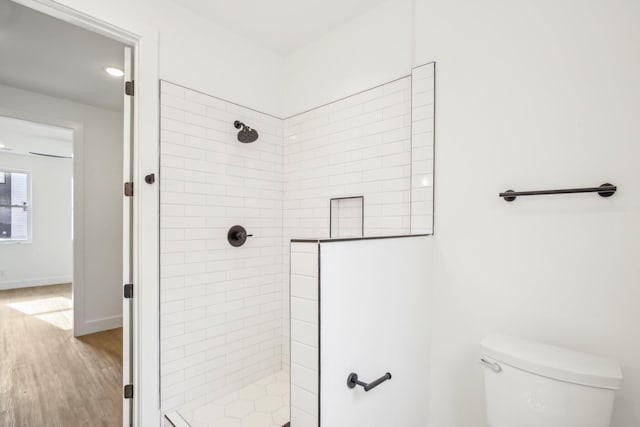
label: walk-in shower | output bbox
[159,62,435,427]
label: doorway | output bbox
[0,1,134,425]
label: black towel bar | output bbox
[500,183,616,201]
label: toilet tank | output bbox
[480,335,622,427]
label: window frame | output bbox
[0,168,33,244]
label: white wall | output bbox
[0,152,72,289]
[282,0,415,117]
[50,0,284,117]
[158,4,284,117]
[415,0,640,426]
[320,236,430,427]
[0,83,124,336]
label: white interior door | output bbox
[319,237,431,427]
[122,45,134,427]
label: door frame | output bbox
[10,1,161,425]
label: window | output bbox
[0,170,31,242]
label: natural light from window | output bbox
[6,296,73,330]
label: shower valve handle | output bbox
[227,225,252,247]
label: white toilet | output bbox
[480,335,622,427]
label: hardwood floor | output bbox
[0,284,122,427]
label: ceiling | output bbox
[0,0,126,111]
[0,115,74,158]
[172,0,389,55]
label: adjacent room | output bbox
[1,1,638,427]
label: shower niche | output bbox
[329,196,364,238]
[159,62,435,427]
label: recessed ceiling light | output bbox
[0,143,5,148]
[104,66,124,77]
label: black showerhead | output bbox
[233,120,259,143]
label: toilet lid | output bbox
[481,335,623,390]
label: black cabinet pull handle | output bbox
[347,372,392,392]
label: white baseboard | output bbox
[0,276,72,291]
[74,314,122,337]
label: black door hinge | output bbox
[124,182,134,197]
[124,384,134,399]
[124,284,133,299]
[125,80,134,96]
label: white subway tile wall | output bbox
[289,242,320,427]
[411,63,435,234]
[159,67,435,421]
[283,76,413,240]
[160,81,285,416]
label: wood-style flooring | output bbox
[0,284,122,427]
